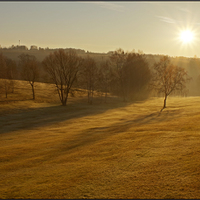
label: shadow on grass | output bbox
[0,96,136,134]
[0,98,34,103]
[56,107,183,154]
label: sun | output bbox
[179,30,194,44]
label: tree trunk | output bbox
[11,80,14,93]
[105,91,107,103]
[91,89,93,105]
[61,89,69,106]
[160,95,167,112]
[31,84,35,100]
[5,84,8,98]
[163,95,167,108]
[62,100,67,106]
[88,91,90,104]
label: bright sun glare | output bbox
[180,30,194,44]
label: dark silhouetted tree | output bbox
[123,52,151,100]
[5,58,18,93]
[110,48,151,101]
[42,49,83,106]
[109,48,127,101]
[0,54,9,98]
[0,54,18,98]
[19,54,40,100]
[80,56,97,104]
[151,56,191,112]
[97,60,113,103]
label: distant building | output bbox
[30,45,38,50]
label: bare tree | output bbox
[97,60,112,103]
[0,54,9,98]
[19,54,40,100]
[42,49,83,106]
[151,56,191,112]
[109,48,151,101]
[80,56,97,104]
[109,48,127,101]
[0,54,18,98]
[5,58,18,93]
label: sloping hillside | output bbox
[1,48,200,96]
[1,83,200,199]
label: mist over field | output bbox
[1,46,200,96]
[1,47,200,199]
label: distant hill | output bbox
[1,47,200,96]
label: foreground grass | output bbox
[1,85,200,198]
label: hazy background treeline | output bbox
[0,46,200,101]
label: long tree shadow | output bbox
[0,98,34,104]
[0,96,134,134]
[49,108,183,159]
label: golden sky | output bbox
[1,1,200,57]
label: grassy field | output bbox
[1,81,200,199]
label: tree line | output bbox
[0,48,191,111]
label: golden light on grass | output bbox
[1,80,200,198]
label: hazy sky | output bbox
[1,1,200,57]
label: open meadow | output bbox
[1,81,200,199]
